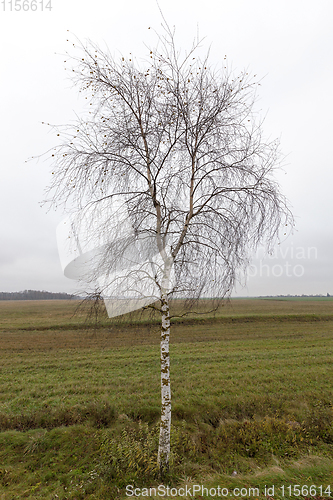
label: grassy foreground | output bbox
[0,298,333,499]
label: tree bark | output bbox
[157,292,171,479]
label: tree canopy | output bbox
[46,29,292,304]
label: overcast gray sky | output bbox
[0,0,332,297]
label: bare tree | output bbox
[44,25,293,477]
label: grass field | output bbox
[0,298,333,499]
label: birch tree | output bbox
[45,26,292,477]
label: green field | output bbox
[0,298,333,499]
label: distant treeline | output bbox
[261,294,331,298]
[0,290,80,301]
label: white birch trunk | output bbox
[157,291,171,478]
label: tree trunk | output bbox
[157,292,171,479]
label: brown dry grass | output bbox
[1,298,333,352]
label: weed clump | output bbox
[98,412,333,486]
[99,421,160,485]
[98,420,196,485]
